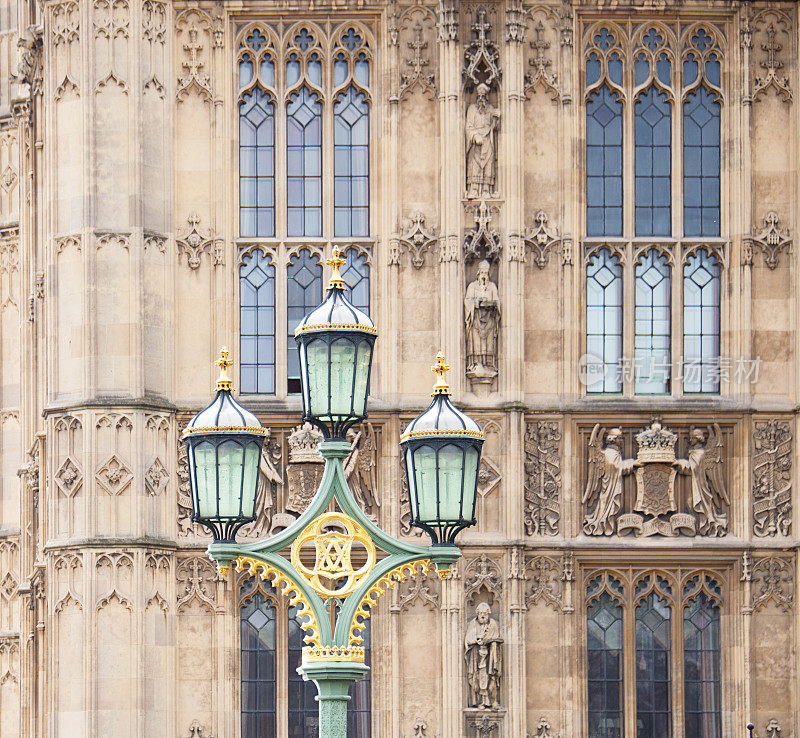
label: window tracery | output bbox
[583,569,724,738]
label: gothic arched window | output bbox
[633,28,673,237]
[635,591,672,738]
[634,249,671,394]
[682,27,722,237]
[683,588,722,738]
[287,249,323,394]
[587,587,624,738]
[238,28,277,238]
[240,579,278,737]
[683,248,721,393]
[341,248,370,315]
[586,248,623,393]
[240,250,276,394]
[288,606,318,737]
[287,86,323,237]
[585,27,624,237]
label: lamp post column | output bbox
[299,661,370,738]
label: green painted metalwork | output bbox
[207,438,462,735]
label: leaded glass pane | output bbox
[239,89,275,237]
[241,585,277,738]
[240,251,275,394]
[635,87,672,237]
[586,249,623,393]
[587,592,623,738]
[334,86,370,237]
[288,605,318,738]
[635,593,672,738]
[348,623,371,737]
[587,85,623,236]
[341,249,370,315]
[287,86,323,236]
[287,249,322,394]
[684,594,721,738]
[635,250,671,393]
[683,88,720,237]
[683,249,721,393]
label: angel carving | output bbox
[583,425,638,535]
[345,424,379,519]
[674,424,729,536]
[244,434,283,537]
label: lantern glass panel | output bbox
[242,441,262,518]
[404,447,419,518]
[437,443,465,522]
[194,441,217,518]
[462,446,479,519]
[353,339,372,415]
[306,338,330,416]
[412,444,438,522]
[330,337,357,415]
[218,441,245,517]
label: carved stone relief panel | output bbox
[0,538,19,632]
[175,8,215,103]
[464,553,502,607]
[92,0,130,93]
[524,7,562,102]
[0,635,19,687]
[95,551,134,612]
[144,414,171,497]
[744,212,792,270]
[0,137,20,220]
[473,420,503,532]
[524,420,561,536]
[750,9,792,103]
[580,419,733,538]
[751,556,794,613]
[53,415,84,539]
[95,414,135,536]
[176,555,218,613]
[524,555,563,611]
[752,419,792,537]
[398,567,441,612]
[398,5,437,100]
[144,553,170,614]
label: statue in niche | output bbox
[464,260,500,383]
[583,426,638,535]
[465,83,500,199]
[674,424,729,536]
[465,602,503,709]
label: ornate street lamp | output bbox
[182,348,266,542]
[187,255,483,736]
[294,248,377,439]
[400,353,484,545]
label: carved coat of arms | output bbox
[584,420,729,538]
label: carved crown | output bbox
[288,422,324,464]
[635,419,677,463]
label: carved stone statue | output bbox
[583,426,638,535]
[11,25,43,95]
[465,260,500,383]
[465,602,503,709]
[674,424,729,536]
[345,423,379,519]
[465,83,500,198]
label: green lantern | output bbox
[400,353,484,545]
[294,248,377,439]
[183,348,266,542]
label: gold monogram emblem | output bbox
[291,512,376,599]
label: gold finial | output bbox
[327,247,346,290]
[431,352,451,395]
[215,347,233,391]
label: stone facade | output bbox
[0,1,796,737]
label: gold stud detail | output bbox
[432,351,451,395]
[215,347,233,391]
[327,247,346,290]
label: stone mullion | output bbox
[501,27,525,404]
[506,547,526,737]
[440,573,462,738]
[562,12,580,398]
[379,8,401,404]
[388,588,402,738]
[438,16,463,397]
[211,20,227,373]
